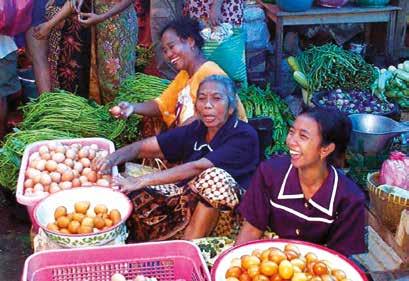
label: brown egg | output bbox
[86,171,97,183]
[61,170,74,182]
[59,228,70,234]
[109,209,121,225]
[68,220,81,234]
[46,223,59,232]
[72,212,85,222]
[93,216,105,229]
[54,206,67,219]
[78,225,93,234]
[56,216,71,229]
[104,218,113,228]
[72,178,81,188]
[81,217,94,228]
[94,204,108,215]
[74,201,90,214]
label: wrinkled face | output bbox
[161,29,194,71]
[196,81,233,130]
[286,114,333,169]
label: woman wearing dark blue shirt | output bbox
[94,75,259,241]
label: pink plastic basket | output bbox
[16,138,118,232]
[22,241,211,281]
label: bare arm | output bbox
[93,136,164,174]
[79,0,134,26]
[209,0,223,26]
[235,221,264,246]
[131,100,162,117]
[47,1,74,29]
[115,158,214,193]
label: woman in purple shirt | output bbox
[94,75,259,241]
[236,107,366,256]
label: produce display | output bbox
[372,62,409,109]
[23,142,111,197]
[224,244,351,281]
[0,129,77,191]
[47,201,121,234]
[238,85,294,154]
[19,91,134,147]
[316,89,396,115]
[115,72,170,104]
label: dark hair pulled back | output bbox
[301,107,352,166]
[160,17,204,50]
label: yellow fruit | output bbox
[56,216,70,229]
[68,220,81,234]
[54,206,67,219]
[278,260,294,279]
[74,201,90,214]
[94,204,108,215]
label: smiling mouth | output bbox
[170,57,180,64]
[289,150,301,156]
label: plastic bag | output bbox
[0,0,33,36]
[202,28,247,86]
[379,151,409,190]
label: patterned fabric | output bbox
[94,1,137,104]
[184,0,244,27]
[46,1,91,98]
[126,167,243,242]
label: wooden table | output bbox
[255,1,400,95]
[393,0,409,59]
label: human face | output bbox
[286,114,333,169]
[161,29,195,71]
[196,81,233,130]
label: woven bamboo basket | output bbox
[367,172,409,232]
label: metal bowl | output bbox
[349,114,409,154]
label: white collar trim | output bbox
[277,164,338,216]
[193,141,213,152]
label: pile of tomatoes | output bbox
[225,244,350,281]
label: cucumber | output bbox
[388,65,397,72]
[293,71,309,89]
[404,61,409,72]
[398,63,404,70]
[287,56,301,72]
[395,69,409,82]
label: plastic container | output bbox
[22,240,211,281]
[16,138,118,232]
[276,0,313,12]
[243,4,270,50]
[211,239,368,281]
[317,0,348,8]
[355,0,390,7]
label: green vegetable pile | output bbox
[115,72,170,104]
[372,62,409,109]
[296,44,377,93]
[0,129,77,190]
[238,85,294,155]
[19,91,133,147]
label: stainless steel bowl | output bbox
[349,114,409,154]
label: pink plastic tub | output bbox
[15,138,118,232]
[22,240,211,281]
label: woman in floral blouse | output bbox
[78,0,137,103]
[184,0,244,27]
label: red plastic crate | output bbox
[22,241,210,281]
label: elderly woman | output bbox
[236,107,366,256]
[110,17,246,128]
[94,75,259,241]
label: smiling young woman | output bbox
[235,107,367,257]
[109,17,247,129]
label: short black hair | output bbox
[301,107,351,166]
[160,17,205,50]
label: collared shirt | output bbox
[238,155,366,256]
[157,115,259,189]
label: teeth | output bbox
[171,57,179,63]
[289,150,300,155]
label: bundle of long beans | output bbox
[115,72,170,104]
[297,44,377,92]
[0,129,77,191]
[19,91,130,146]
[239,85,293,155]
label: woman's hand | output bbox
[92,155,116,175]
[109,102,134,119]
[78,12,104,26]
[33,22,52,40]
[72,0,84,13]
[113,174,148,193]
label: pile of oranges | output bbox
[225,244,350,281]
